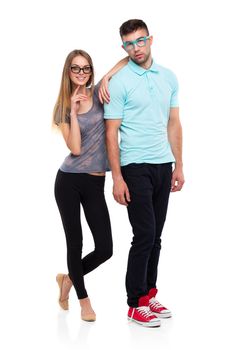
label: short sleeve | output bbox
[104,76,126,119]
[170,73,179,108]
[54,106,70,126]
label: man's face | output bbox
[122,28,153,65]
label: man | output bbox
[104,19,184,327]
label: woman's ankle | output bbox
[65,274,72,285]
[79,297,91,307]
[79,297,95,313]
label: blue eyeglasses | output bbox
[122,36,151,51]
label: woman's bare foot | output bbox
[80,297,96,322]
[56,274,72,310]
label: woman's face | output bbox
[69,55,92,87]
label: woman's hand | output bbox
[70,85,88,115]
[98,75,110,104]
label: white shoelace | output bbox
[131,306,153,319]
[149,297,163,310]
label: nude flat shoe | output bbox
[81,313,96,322]
[56,274,69,310]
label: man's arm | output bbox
[168,107,185,192]
[105,119,131,206]
[99,57,129,104]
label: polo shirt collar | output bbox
[128,58,159,75]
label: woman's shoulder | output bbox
[92,82,103,104]
[93,81,101,95]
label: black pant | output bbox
[54,170,113,299]
[121,163,172,307]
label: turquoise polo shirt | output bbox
[104,59,179,166]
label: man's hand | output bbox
[113,178,131,206]
[171,166,185,192]
[98,75,110,104]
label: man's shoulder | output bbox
[154,63,178,88]
[112,64,131,81]
[108,64,133,92]
[155,63,177,78]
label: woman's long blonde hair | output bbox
[52,49,95,127]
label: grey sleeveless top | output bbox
[56,84,109,173]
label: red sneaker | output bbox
[128,295,161,327]
[148,288,172,318]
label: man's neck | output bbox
[140,55,153,70]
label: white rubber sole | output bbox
[152,311,172,319]
[128,317,161,327]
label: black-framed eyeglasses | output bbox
[123,36,151,51]
[70,65,92,74]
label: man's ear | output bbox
[149,36,153,46]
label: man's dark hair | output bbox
[119,19,149,37]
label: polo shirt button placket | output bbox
[147,72,155,96]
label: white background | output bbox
[0,0,242,349]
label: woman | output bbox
[53,50,128,321]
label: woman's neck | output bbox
[78,85,88,95]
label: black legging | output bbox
[54,170,113,299]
